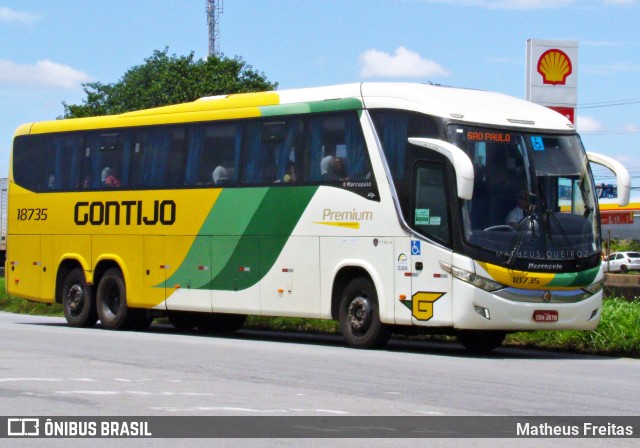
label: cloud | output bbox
[0,7,38,25]
[576,115,604,133]
[359,47,449,79]
[0,59,91,90]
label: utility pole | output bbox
[207,0,223,57]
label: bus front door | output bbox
[409,161,454,326]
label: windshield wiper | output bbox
[507,205,537,265]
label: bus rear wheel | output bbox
[62,268,97,328]
[457,330,506,353]
[339,277,390,349]
[96,268,146,330]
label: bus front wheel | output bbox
[339,277,391,349]
[457,330,506,353]
[62,268,98,328]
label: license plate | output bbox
[533,310,558,322]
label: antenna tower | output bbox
[207,0,223,57]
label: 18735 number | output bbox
[16,208,48,221]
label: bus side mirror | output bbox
[586,152,630,207]
[408,138,475,200]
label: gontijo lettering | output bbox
[74,200,176,226]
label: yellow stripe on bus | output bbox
[313,221,361,230]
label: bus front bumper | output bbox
[451,280,602,331]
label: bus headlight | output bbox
[450,266,505,292]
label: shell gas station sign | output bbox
[526,39,578,123]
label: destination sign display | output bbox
[466,131,513,143]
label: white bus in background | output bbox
[7,83,630,352]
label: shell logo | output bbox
[537,49,573,85]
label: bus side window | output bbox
[241,119,303,185]
[13,134,85,192]
[50,134,84,191]
[97,132,127,188]
[130,127,171,188]
[13,135,45,191]
[185,122,241,186]
[305,112,371,184]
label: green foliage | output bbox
[607,238,640,254]
[246,316,339,334]
[506,297,640,357]
[62,48,278,118]
[0,279,63,316]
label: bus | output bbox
[7,83,630,352]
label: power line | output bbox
[581,128,640,135]
[578,98,640,110]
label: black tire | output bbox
[457,330,506,353]
[96,268,132,330]
[196,313,247,334]
[338,277,391,349]
[620,265,629,274]
[168,311,198,331]
[61,268,98,328]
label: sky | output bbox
[1,0,639,190]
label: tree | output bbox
[62,48,278,118]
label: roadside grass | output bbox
[0,278,63,316]
[1,277,638,357]
[505,298,640,357]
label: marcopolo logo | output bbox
[537,49,573,85]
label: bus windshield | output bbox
[448,125,600,264]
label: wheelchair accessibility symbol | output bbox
[531,136,544,151]
[411,241,421,256]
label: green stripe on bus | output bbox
[163,186,318,292]
[259,98,362,117]
[205,186,318,291]
[162,188,268,289]
[547,265,600,288]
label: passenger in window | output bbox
[102,167,121,188]
[320,149,336,179]
[283,160,297,183]
[325,157,348,181]
[212,160,234,185]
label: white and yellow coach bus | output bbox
[7,83,630,351]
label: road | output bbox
[1,312,638,447]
